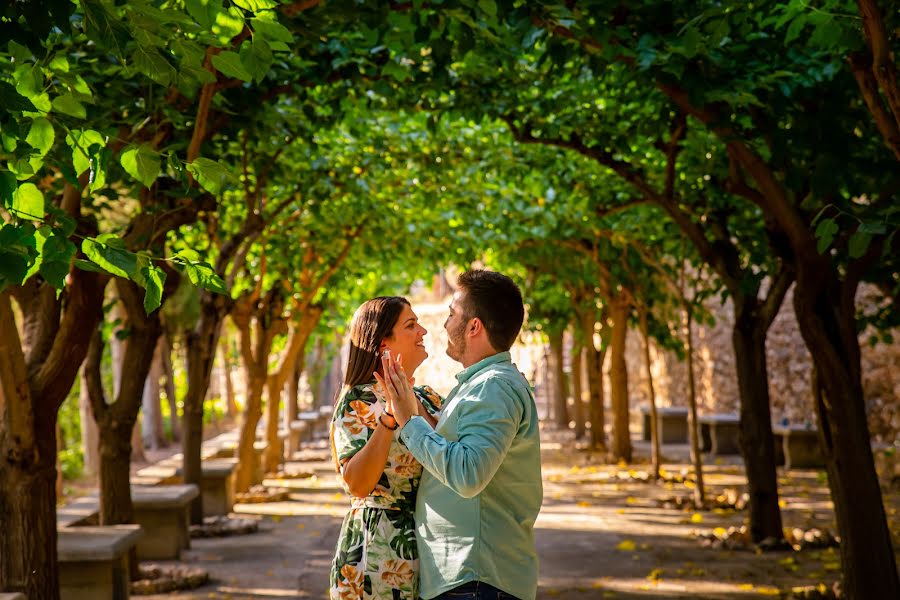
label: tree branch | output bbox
[857,0,900,135]
[849,51,900,161]
[760,261,795,331]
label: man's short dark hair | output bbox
[457,269,524,352]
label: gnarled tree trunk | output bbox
[609,300,632,463]
[733,297,783,542]
[571,343,586,439]
[684,307,705,506]
[548,330,569,429]
[793,261,899,597]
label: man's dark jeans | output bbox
[432,581,521,600]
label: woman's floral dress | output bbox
[329,381,442,600]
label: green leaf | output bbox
[0,171,17,206]
[74,258,106,273]
[80,0,131,56]
[239,38,273,83]
[82,235,136,279]
[185,0,222,29]
[211,51,253,82]
[52,94,87,118]
[250,17,293,44]
[49,55,70,72]
[11,183,44,219]
[25,118,54,156]
[187,157,232,194]
[120,145,161,188]
[848,230,872,259]
[0,81,38,112]
[478,0,497,17]
[213,6,245,41]
[8,40,33,63]
[183,260,228,294]
[232,0,278,10]
[132,45,176,86]
[815,218,838,254]
[67,129,106,176]
[382,60,411,82]
[141,264,166,313]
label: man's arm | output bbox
[400,379,522,499]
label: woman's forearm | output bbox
[341,421,394,497]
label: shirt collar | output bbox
[454,351,511,384]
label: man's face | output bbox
[444,291,469,362]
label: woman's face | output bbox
[382,304,428,375]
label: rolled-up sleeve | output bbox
[400,379,522,498]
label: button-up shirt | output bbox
[400,351,542,600]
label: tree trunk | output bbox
[235,375,266,493]
[793,264,899,598]
[285,356,303,427]
[160,332,179,443]
[55,423,64,500]
[79,369,100,478]
[141,340,165,451]
[571,344,586,439]
[639,311,661,480]
[732,298,784,543]
[219,338,237,418]
[0,430,59,600]
[548,330,569,429]
[609,301,632,463]
[0,266,106,600]
[581,311,606,452]
[182,293,229,524]
[263,374,284,475]
[685,308,705,507]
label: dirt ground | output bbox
[131,427,900,600]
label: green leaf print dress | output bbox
[329,382,442,600]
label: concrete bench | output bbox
[773,426,825,469]
[0,594,25,600]
[58,524,142,600]
[58,496,100,528]
[287,419,311,457]
[641,406,689,444]
[131,484,198,560]
[133,458,236,517]
[699,414,741,455]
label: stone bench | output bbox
[134,458,237,517]
[699,413,741,455]
[287,419,311,458]
[641,406,689,444]
[131,484,198,560]
[0,593,26,600]
[58,524,142,600]
[58,496,100,528]
[773,426,825,469]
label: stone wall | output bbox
[624,284,899,444]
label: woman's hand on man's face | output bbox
[374,349,417,427]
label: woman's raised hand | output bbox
[374,350,417,427]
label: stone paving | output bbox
[134,431,900,600]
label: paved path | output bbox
[142,435,899,600]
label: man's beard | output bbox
[446,320,467,362]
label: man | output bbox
[379,269,542,600]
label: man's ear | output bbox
[469,317,482,336]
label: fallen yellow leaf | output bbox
[690,513,703,524]
[616,539,636,552]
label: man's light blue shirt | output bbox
[400,352,542,600]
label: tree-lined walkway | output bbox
[138,433,899,600]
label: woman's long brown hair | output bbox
[342,296,410,389]
[330,296,409,471]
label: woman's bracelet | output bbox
[378,412,398,430]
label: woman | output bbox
[329,296,442,600]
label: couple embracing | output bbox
[329,270,542,600]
